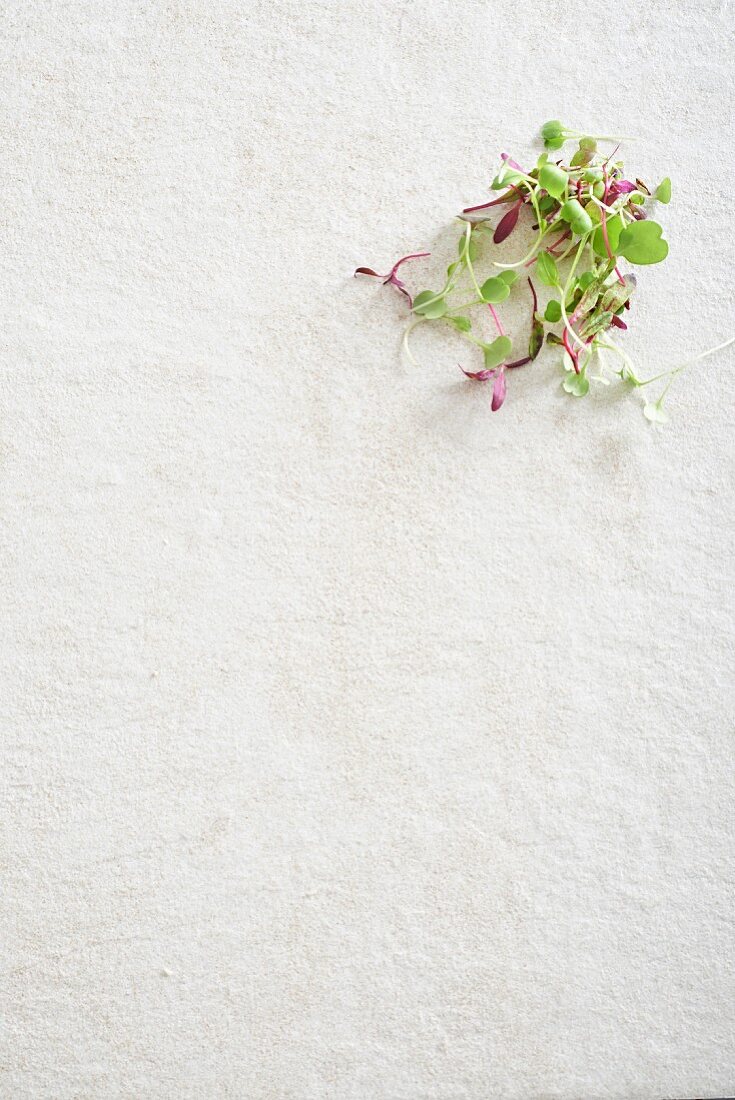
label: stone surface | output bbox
[1,1,734,1096]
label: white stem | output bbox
[402,318,425,367]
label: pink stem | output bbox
[600,169,625,285]
[563,328,580,374]
[487,304,504,336]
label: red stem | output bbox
[527,276,538,314]
[562,328,580,373]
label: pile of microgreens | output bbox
[355,121,734,423]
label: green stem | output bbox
[566,129,635,143]
[558,235,592,353]
[458,222,485,300]
[447,298,482,312]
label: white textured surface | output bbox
[2,1,734,1097]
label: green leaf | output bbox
[538,194,557,216]
[446,261,459,278]
[563,369,590,397]
[539,163,568,200]
[412,291,447,319]
[570,140,595,168]
[575,280,602,316]
[541,120,563,141]
[544,299,562,323]
[560,199,593,234]
[545,136,564,151]
[480,277,510,304]
[579,310,613,340]
[535,251,559,287]
[491,170,524,191]
[482,335,512,370]
[577,271,596,291]
[600,275,635,314]
[458,234,479,261]
[592,214,624,257]
[447,315,471,332]
[498,269,518,285]
[655,177,672,204]
[618,220,669,265]
[529,318,544,360]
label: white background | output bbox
[2,1,734,1097]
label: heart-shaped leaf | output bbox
[544,299,562,323]
[412,291,447,318]
[644,401,669,424]
[483,335,513,370]
[592,214,624,257]
[498,269,518,285]
[655,177,672,204]
[563,370,590,397]
[541,120,563,142]
[618,221,669,265]
[480,277,510,304]
[535,251,559,287]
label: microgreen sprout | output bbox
[355,125,734,422]
[354,251,430,308]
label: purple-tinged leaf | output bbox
[494,201,522,243]
[459,365,495,381]
[600,275,635,314]
[491,369,507,411]
[501,153,525,172]
[611,315,628,330]
[388,277,413,306]
[608,179,637,199]
[355,251,430,283]
[462,194,516,215]
[579,311,613,341]
[506,356,532,369]
[389,252,431,277]
[529,317,544,361]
